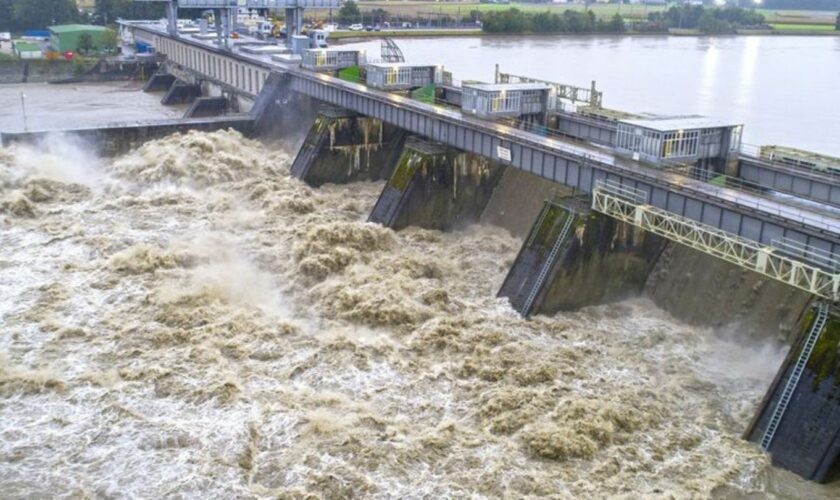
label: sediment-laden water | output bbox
[0,130,835,497]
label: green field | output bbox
[317,2,838,24]
[353,2,666,20]
[314,2,839,36]
[770,23,836,31]
[331,28,481,39]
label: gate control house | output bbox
[614,115,743,170]
[301,48,365,72]
[460,82,552,121]
[365,63,441,91]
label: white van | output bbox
[0,32,12,42]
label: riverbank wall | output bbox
[0,115,254,156]
[0,59,157,84]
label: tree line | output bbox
[0,0,180,32]
[645,5,765,33]
[480,5,767,35]
[0,0,79,32]
[482,9,625,34]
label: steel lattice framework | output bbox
[592,181,840,301]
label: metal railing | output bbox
[739,142,840,181]
[760,301,829,450]
[592,180,840,301]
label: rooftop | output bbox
[463,82,551,93]
[621,115,741,131]
[305,48,363,53]
[13,41,42,52]
[49,24,111,34]
[366,62,440,69]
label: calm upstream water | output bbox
[349,35,840,156]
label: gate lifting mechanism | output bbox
[135,0,341,43]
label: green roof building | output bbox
[13,41,43,60]
[49,24,115,54]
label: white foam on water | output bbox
[1,129,838,498]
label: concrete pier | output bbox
[184,96,229,118]
[499,198,666,316]
[290,109,407,186]
[249,72,316,141]
[368,137,505,230]
[161,81,202,105]
[143,72,176,93]
[745,304,840,483]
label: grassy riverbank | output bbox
[344,2,836,24]
[330,28,482,40]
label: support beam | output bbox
[368,137,505,231]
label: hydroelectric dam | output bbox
[2,1,840,491]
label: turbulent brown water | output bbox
[0,129,836,498]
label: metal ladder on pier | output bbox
[521,208,575,317]
[760,301,830,451]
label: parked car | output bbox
[349,24,363,31]
[373,25,381,32]
[401,22,412,29]
[364,25,373,31]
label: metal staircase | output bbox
[521,208,575,317]
[760,302,830,451]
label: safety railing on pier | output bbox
[591,180,840,302]
[738,142,840,181]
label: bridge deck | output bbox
[126,22,840,263]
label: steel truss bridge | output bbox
[125,22,840,298]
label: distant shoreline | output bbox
[331,29,840,42]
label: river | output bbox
[347,35,840,156]
[1,35,839,498]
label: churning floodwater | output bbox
[347,35,840,156]
[1,129,837,497]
